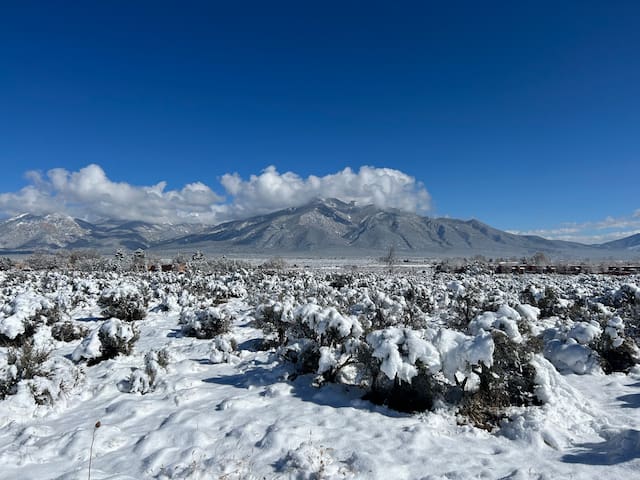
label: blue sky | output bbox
[1,1,638,243]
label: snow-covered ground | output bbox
[0,268,639,479]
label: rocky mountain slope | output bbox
[600,233,640,251]
[160,198,607,258]
[0,200,637,258]
[0,213,205,252]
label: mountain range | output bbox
[0,199,638,259]
[0,213,206,253]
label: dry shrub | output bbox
[0,340,51,400]
[52,321,88,342]
[458,331,541,430]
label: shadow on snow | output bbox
[562,429,640,465]
[617,392,640,409]
[202,361,406,418]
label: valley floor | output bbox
[1,269,640,479]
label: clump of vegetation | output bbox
[210,336,238,364]
[0,339,81,405]
[364,366,439,413]
[589,316,640,374]
[597,338,639,374]
[0,293,59,347]
[254,303,290,347]
[327,274,354,289]
[537,286,563,318]
[0,257,13,271]
[125,348,170,394]
[72,319,140,366]
[449,283,490,329]
[179,306,231,339]
[202,257,252,274]
[52,321,88,342]
[98,284,148,321]
[612,284,640,344]
[458,331,541,430]
[0,340,51,399]
[96,321,139,364]
[260,256,287,271]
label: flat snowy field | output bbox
[0,266,639,479]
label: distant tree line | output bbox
[435,252,640,275]
[0,249,257,273]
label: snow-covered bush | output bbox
[540,310,640,375]
[209,336,238,364]
[98,283,148,321]
[0,339,83,405]
[364,327,442,412]
[590,316,640,373]
[448,282,492,328]
[254,301,295,347]
[179,306,231,339]
[273,303,368,382]
[262,280,554,427]
[202,256,252,274]
[458,330,541,430]
[525,286,565,318]
[611,283,640,308]
[0,257,13,271]
[260,256,287,271]
[0,340,51,399]
[277,441,352,479]
[610,283,640,343]
[125,349,169,394]
[0,292,56,346]
[153,292,180,312]
[544,337,600,375]
[469,304,525,343]
[181,275,245,304]
[72,318,139,365]
[326,273,354,289]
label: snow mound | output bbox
[544,338,600,375]
[0,292,52,340]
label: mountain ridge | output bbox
[0,200,638,259]
[155,199,623,259]
[600,233,640,251]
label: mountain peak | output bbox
[159,201,619,258]
[306,197,356,210]
[1,204,638,258]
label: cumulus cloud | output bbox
[220,165,431,218]
[0,164,431,225]
[0,164,224,224]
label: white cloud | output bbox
[220,165,431,218]
[0,164,432,225]
[507,227,581,237]
[509,214,640,244]
[0,164,224,224]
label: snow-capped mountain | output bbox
[160,198,607,258]
[1,200,638,258]
[0,214,206,252]
[0,213,91,250]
